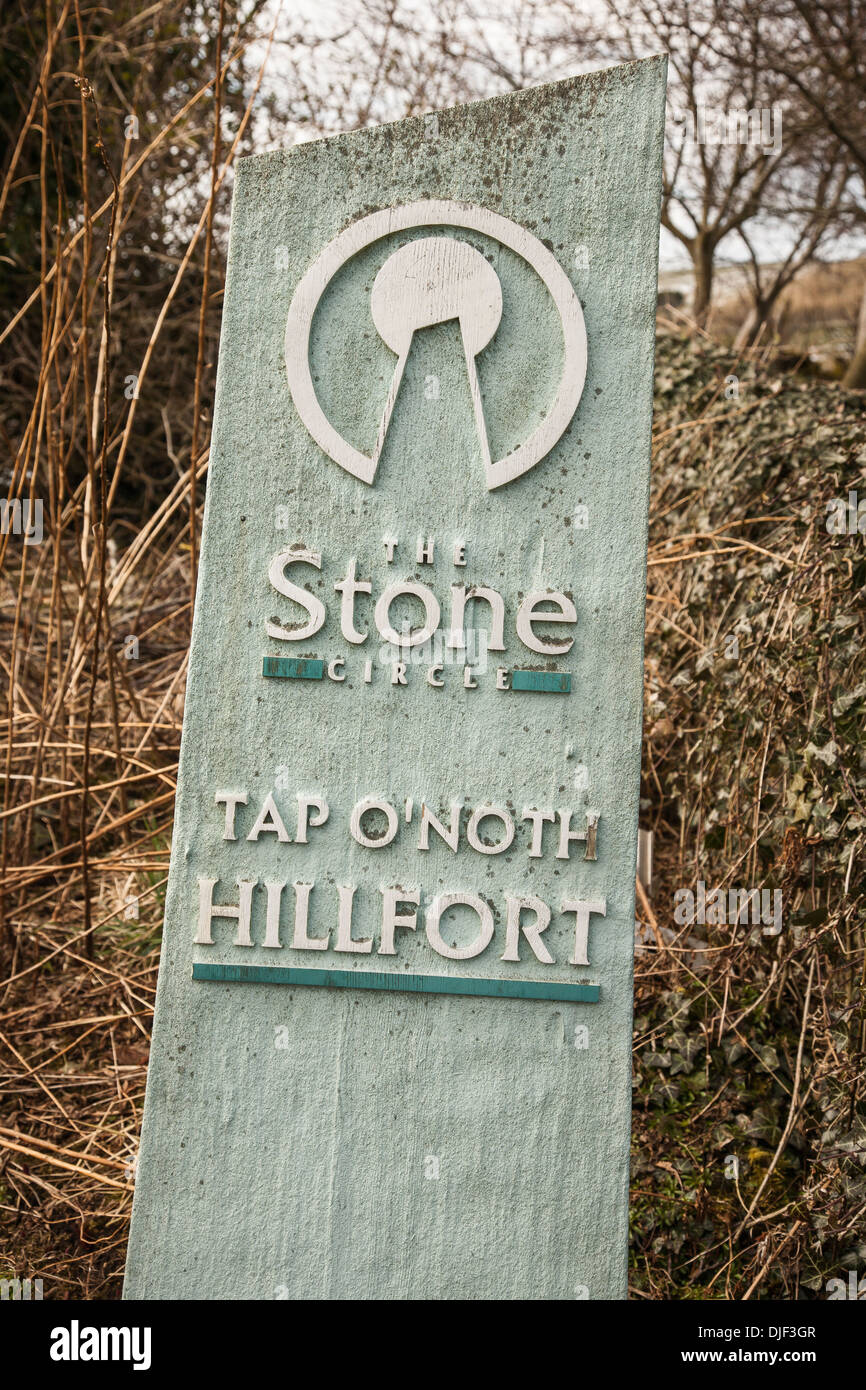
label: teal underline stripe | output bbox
[262,656,324,680]
[193,962,599,1003]
[261,658,570,692]
[512,669,571,694]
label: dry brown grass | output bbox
[0,0,273,1296]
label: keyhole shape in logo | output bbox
[284,200,587,491]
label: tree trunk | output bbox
[733,302,762,351]
[691,237,714,324]
[842,280,866,388]
[734,282,784,351]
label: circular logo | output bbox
[285,199,587,490]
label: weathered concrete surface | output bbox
[124,57,667,1300]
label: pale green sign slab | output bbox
[125,57,666,1301]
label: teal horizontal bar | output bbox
[262,656,324,680]
[512,669,571,694]
[193,961,599,1003]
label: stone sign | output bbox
[124,57,667,1300]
